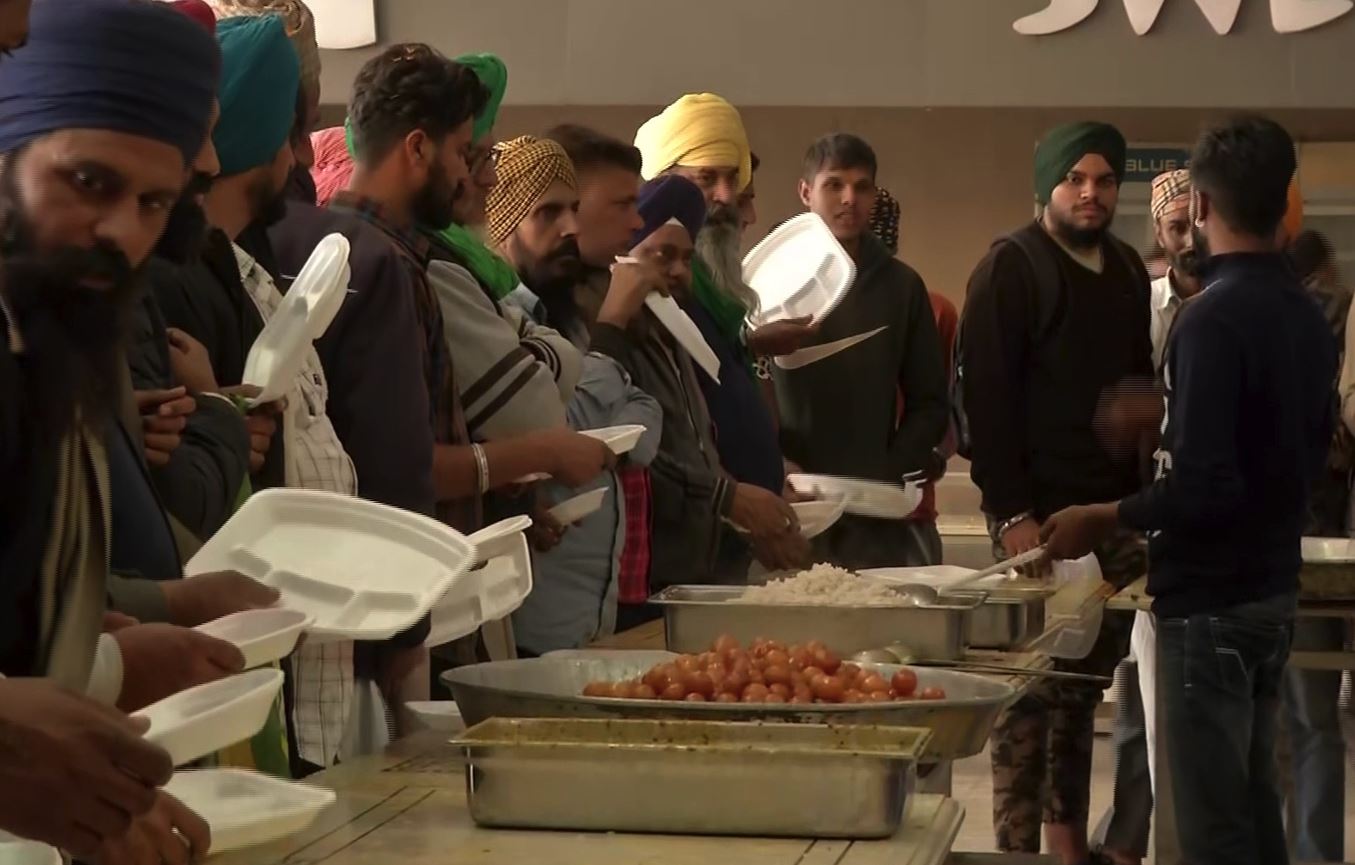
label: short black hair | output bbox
[1189,115,1297,239]
[545,124,642,176]
[802,133,877,184]
[1289,229,1336,281]
[349,44,489,164]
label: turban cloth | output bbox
[214,14,300,176]
[208,0,318,102]
[485,135,576,246]
[309,126,353,207]
[870,187,901,255]
[634,93,751,193]
[1283,176,1303,243]
[170,0,217,33]
[1033,121,1126,205]
[634,175,707,247]
[0,0,219,165]
[456,53,507,144]
[1150,169,1191,221]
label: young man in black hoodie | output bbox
[1043,115,1337,865]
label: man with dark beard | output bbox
[634,94,811,577]
[486,133,662,654]
[0,0,248,859]
[959,121,1153,864]
[1042,115,1334,865]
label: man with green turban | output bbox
[957,119,1154,862]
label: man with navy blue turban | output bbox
[0,0,234,862]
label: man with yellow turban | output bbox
[634,93,811,578]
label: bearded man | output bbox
[634,93,810,577]
[959,121,1153,864]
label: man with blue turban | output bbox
[0,0,241,860]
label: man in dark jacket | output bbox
[1043,115,1336,865]
[773,134,948,568]
[960,121,1153,863]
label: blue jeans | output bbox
[1282,617,1347,862]
[1158,593,1297,865]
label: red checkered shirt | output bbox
[616,465,652,604]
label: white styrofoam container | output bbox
[135,669,283,766]
[187,489,476,643]
[195,608,313,670]
[242,234,351,405]
[742,212,856,329]
[791,498,847,540]
[0,833,59,865]
[426,517,534,649]
[548,488,609,525]
[404,701,466,734]
[165,769,335,854]
[579,424,646,456]
[787,474,923,521]
[644,294,721,384]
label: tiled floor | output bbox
[946,733,1355,862]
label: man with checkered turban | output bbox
[1147,169,1202,370]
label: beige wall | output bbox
[317,103,1355,309]
[424,105,1355,311]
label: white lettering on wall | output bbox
[1013,0,1353,35]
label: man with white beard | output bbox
[635,94,813,577]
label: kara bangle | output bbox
[996,511,1033,540]
[471,444,490,495]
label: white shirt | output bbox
[1149,272,1187,371]
[234,241,361,768]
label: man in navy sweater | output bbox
[1042,115,1337,865]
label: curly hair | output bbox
[348,43,490,163]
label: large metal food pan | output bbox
[454,717,927,838]
[442,652,1016,761]
[966,595,1045,650]
[650,585,984,661]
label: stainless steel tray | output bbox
[442,652,1016,761]
[967,594,1045,650]
[650,585,985,660]
[454,717,927,838]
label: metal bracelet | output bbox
[995,511,1033,540]
[472,443,490,495]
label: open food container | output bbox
[195,608,313,669]
[426,517,534,649]
[442,652,1015,761]
[187,489,476,644]
[742,212,855,329]
[1299,537,1355,600]
[455,718,927,838]
[135,669,283,766]
[862,565,1050,650]
[786,474,922,520]
[650,584,983,660]
[165,769,336,854]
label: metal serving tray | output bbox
[454,717,928,838]
[441,651,1016,761]
[965,589,1047,650]
[649,585,985,661]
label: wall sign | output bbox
[308,0,377,49]
[1124,146,1192,183]
[1014,0,1354,36]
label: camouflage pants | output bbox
[987,523,1145,853]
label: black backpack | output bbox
[952,230,1139,459]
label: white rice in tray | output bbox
[732,563,909,606]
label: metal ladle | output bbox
[849,647,1110,685]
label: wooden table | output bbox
[212,733,965,865]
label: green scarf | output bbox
[429,224,521,300]
[691,257,749,348]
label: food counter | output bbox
[210,732,966,865]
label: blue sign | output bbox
[1125,147,1191,184]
